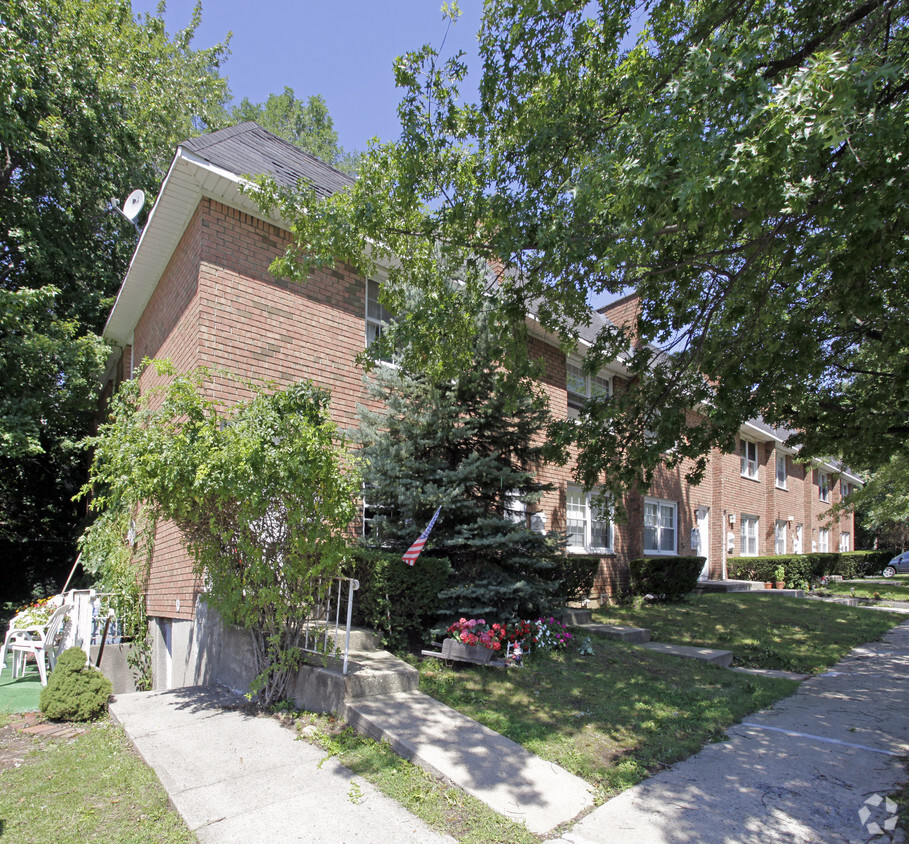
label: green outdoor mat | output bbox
[0,660,42,713]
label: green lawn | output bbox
[818,576,909,602]
[0,717,195,843]
[418,638,797,801]
[590,593,902,673]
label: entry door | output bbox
[696,508,710,580]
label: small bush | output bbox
[540,554,601,604]
[40,647,112,721]
[351,548,452,651]
[727,550,900,585]
[628,556,704,602]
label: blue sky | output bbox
[132,1,485,154]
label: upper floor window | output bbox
[741,515,759,556]
[741,439,759,480]
[644,498,677,555]
[818,470,830,503]
[775,453,787,490]
[841,480,853,499]
[365,279,393,354]
[566,485,611,552]
[566,359,611,418]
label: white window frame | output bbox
[841,480,853,499]
[818,470,830,503]
[643,498,677,555]
[818,527,830,552]
[775,520,787,555]
[740,515,759,556]
[741,439,759,480]
[566,358,612,419]
[566,485,612,553]
[839,532,851,552]
[505,491,527,528]
[775,452,787,490]
[365,278,393,358]
[793,524,803,555]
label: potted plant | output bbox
[774,565,786,589]
[442,618,506,662]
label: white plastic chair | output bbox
[1,603,73,686]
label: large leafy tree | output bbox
[261,0,909,502]
[82,363,360,705]
[0,0,230,601]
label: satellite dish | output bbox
[122,189,145,222]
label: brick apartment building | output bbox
[101,123,859,689]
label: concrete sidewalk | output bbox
[556,621,909,844]
[110,686,454,844]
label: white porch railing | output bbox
[300,577,360,675]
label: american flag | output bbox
[402,506,442,566]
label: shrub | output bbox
[727,551,899,585]
[541,554,601,604]
[351,548,451,651]
[628,556,704,602]
[39,647,112,721]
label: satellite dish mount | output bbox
[110,189,146,235]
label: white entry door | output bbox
[696,507,710,580]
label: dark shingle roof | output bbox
[181,122,354,198]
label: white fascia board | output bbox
[102,148,291,347]
[739,421,785,445]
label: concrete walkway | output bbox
[553,621,909,844]
[110,686,454,844]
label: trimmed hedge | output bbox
[541,554,601,603]
[727,550,898,585]
[629,555,705,602]
[350,548,452,652]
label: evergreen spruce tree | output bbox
[357,309,565,625]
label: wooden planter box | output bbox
[441,639,493,663]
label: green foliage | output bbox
[260,0,909,502]
[727,551,893,584]
[356,303,566,625]
[838,453,909,550]
[540,554,601,605]
[628,556,704,602]
[81,361,360,705]
[351,548,451,652]
[39,647,112,721]
[0,0,230,607]
[231,86,359,173]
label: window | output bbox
[775,520,787,555]
[740,515,759,556]
[775,453,787,490]
[644,498,677,554]
[741,440,759,480]
[818,527,829,552]
[841,480,853,499]
[365,279,393,355]
[793,524,803,555]
[839,532,851,552]
[566,486,611,552]
[566,359,611,419]
[818,471,830,503]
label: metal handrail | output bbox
[299,577,360,675]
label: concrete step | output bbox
[313,623,379,653]
[562,608,593,626]
[291,648,418,715]
[694,579,767,593]
[639,641,733,667]
[346,690,593,835]
[580,623,651,644]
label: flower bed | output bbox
[445,616,573,655]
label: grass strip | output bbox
[291,711,538,843]
[0,718,195,843]
[591,593,903,673]
[417,638,797,801]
